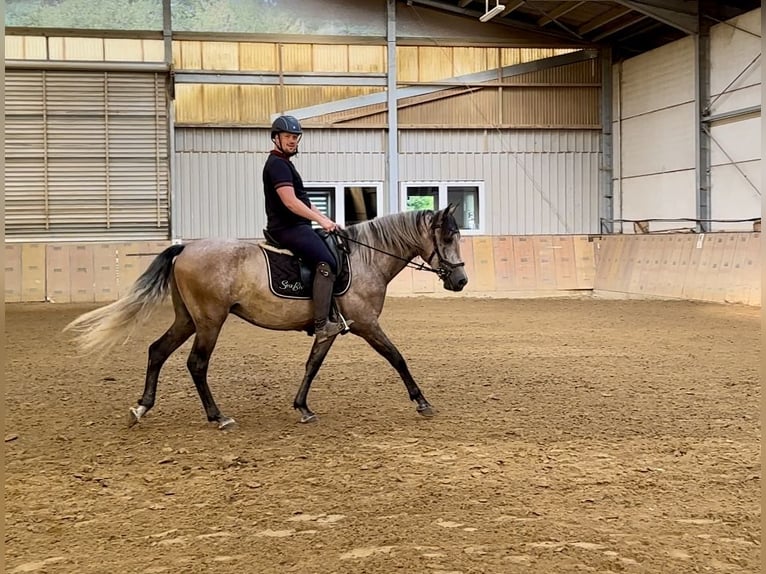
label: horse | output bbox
[64,205,468,430]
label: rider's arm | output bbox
[276,185,337,231]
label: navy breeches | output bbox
[270,224,337,274]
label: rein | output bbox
[334,222,465,280]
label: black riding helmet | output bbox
[271,115,303,139]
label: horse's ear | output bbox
[447,203,457,215]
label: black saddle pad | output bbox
[261,247,352,300]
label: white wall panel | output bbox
[711,162,761,231]
[710,116,761,164]
[612,8,761,232]
[621,170,696,230]
[620,103,695,177]
[710,9,761,99]
[620,37,694,118]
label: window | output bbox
[305,182,382,227]
[401,182,485,234]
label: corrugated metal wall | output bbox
[708,9,761,231]
[175,127,599,239]
[174,128,387,239]
[5,70,169,241]
[399,130,600,235]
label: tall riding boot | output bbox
[313,262,343,343]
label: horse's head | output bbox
[423,204,468,292]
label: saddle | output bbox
[259,228,352,300]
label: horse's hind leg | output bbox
[357,321,435,417]
[130,289,196,427]
[186,321,235,430]
[293,338,336,423]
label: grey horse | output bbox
[64,205,468,429]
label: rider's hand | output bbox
[319,217,338,232]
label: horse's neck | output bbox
[353,230,422,283]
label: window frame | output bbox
[304,181,384,227]
[399,181,486,235]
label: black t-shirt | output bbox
[262,150,312,231]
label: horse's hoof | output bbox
[128,405,147,427]
[417,405,437,417]
[299,413,318,424]
[218,417,237,430]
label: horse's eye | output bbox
[443,232,455,244]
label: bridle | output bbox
[423,219,466,280]
[335,216,465,280]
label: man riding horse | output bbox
[261,115,350,342]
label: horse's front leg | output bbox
[293,336,336,423]
[357,322,435,417]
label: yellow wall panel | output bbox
[105,39,144,62]
[238,85,278,124]
[175,41,202,69]
[93,244,118,302]
[174,84,205,123]
[418,47,453,82]
[47,37,65,60]
[5,36,25,59]
[552,236,578,290]
[70,244,95,303]
[532,236,557,290]
[471,236,496,291]
[396,46,419,83]
[239,42,277,71]
[46,244,71,303]
[512,237,536,290]
[62,37,105,61]
[312,44,348,73]
[201,85,241,123]
[492,236,515,291]
[202,41,240,70]
[348,46,385,73]
[281,44,313,72]
[458,237,476,293]
[500,48,523,67]
[142,39,165,62]
[573,236,595,289]
[5,245,23,302]
[452,47,490,76]
[21,244,46,302]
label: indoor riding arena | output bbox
[5,2,761,573]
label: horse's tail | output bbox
[64,244,186,355]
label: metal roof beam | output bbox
[578,6,632,35]
[406,0,590,44]
[283,48,598,120]
[590,14,648,41]
[500,0,526,16]
[608,0,698,34]
[537,1,585,27]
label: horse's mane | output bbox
[346,210,431,265]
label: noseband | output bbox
[426,220,466,280]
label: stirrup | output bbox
[315,321,344,343]
[332,304,353,334]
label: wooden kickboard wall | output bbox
[593,233,761,306]
[5,234,760,306]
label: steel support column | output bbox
[163,0,179,241]
[600,47,614,234]
[386,0,399,214]
[694,12,711,232]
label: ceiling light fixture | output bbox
[479,0,506,22]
